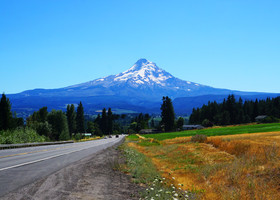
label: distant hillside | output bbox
[7,59,279,116]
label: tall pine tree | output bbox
[66,104,76,137]
[0,93,13,130]
[76,102,85,133]
[101,108,107,135]
[107,108,113,135]
[161,96,175,132]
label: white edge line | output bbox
[0,138,121,171]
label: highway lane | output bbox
[0,136,125,197]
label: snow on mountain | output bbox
[113,59,172,86]
[16,58,268,101]
[58,58,236,101]
[9,58,279,115]
[70,58,200,91]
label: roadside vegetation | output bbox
[0,127,47,144]
[0,93,122,144]
[127,127,280,199]
[121,139,197,199]
[123,95,280,199]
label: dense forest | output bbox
[189,95,280,126]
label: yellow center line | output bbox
[0,144,82,159]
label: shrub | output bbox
[191,134,207,143]
[0,127,47,144]
[202,119,214,127]
[261,116,279,123]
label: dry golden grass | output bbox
[130,131,280,199]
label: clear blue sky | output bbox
[1,0,279,94]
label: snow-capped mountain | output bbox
[64,58,228,99]
[8,58,279,115]
[81,59,175,87]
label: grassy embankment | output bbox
[125,123,280,199]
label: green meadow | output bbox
[128,123,280,141]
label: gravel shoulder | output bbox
[1,142,142,200]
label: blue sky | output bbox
[1,0,279,94]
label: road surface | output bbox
[0,136,125,197]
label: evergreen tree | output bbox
[253,99,259,120]
[151,118,155,128]
[76,102,85,133]
[176,117,184,130]
[38,107,48,122]
[47,110,70,141]
[94,114,101,126]
[66,104,76,137]
[101,108,108,134]
[107,108,113,135]
[161,96,175,132]
[0,93,13,130]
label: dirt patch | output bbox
[1,144,142,200]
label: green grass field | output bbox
[128,123,280,141]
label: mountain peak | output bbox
[135,58,149,65]
[126,58,156,72]
[113,59,173,86]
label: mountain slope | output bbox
[8,58,279,115]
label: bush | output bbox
[0,127,47,144]
[202,119,214,127]
[261,116,279,123]
[191,134,207,143]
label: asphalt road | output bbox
[0,136,125,197]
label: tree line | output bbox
[26,102,86,140]
[27,103,118,140]
[129,113,151,132]
[89,108,118,136]
[0,91,125,143]
[189,95,280,126]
